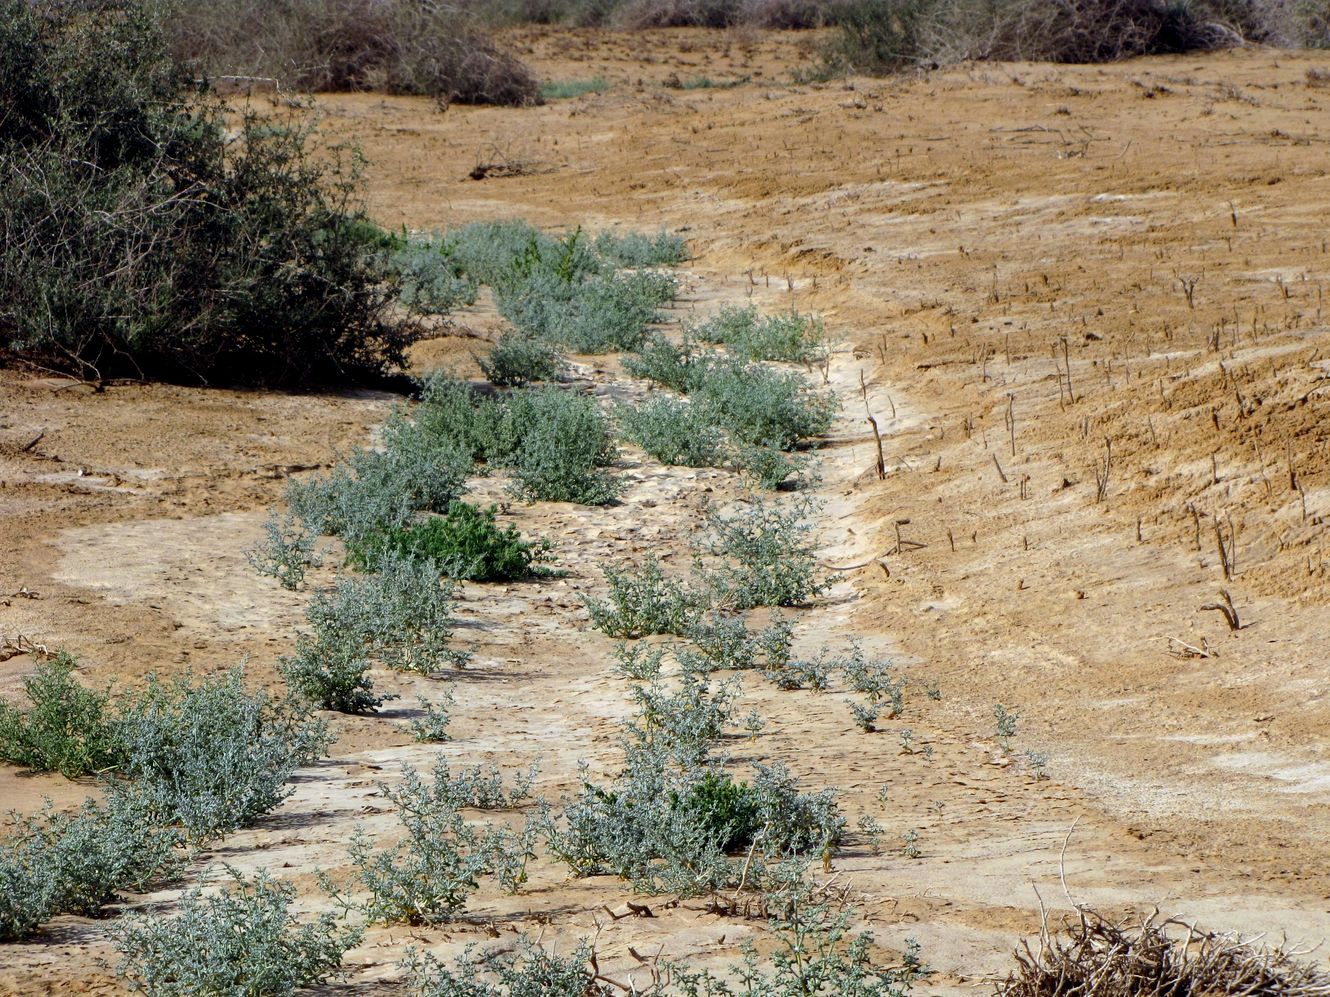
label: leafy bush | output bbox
[1,791,180,941]
[113,868,360,997]
[389,233,479,314]
[407,938,612,997]
[585,556,700,638]
[539,76,611,99]
[351,501,552,582]
[479,331,565,387]
[300,554,469,676]
[616,395,726,468]
[593,228,689,266]
[169,0,541,105]
[448,219,553,286]
[413,373,508,463]
[280,640,382,714]
[285,431,473,548]
[495,387,621,504]
[694,305,827,363]
[693,357,838,450]
[679,612,793,674]
[410,759,538,811]
[246,511,322,591]
[623,334,717,394]
[0,0,417,385]
[411,695,454,742]
[734,441,817,490]
[698,498,829,610]
[112,668,329,842]
[335,763,527,925]
[497,268,676,354]
[0,653,120,778]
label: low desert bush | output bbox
[169,0,541,105]
[284,431,473,546]
[498,268,676,354]
[448,219,554,286]
[593,228,689,266]
[697,497,829,609]
[0,791,180,941]
[693,305,827,363]
[350,501,552,581]
[410,759,538,811]
[411,694,454,742]
[494,387,621,504]
[692,357,838,450]
[113,868,360,997]
[0,653,120,778]
[479,331,565,387]
[299,554,469,677]
[0,0,417,385]
[616,395,726,468]
[406,938,611,997]
[413,373,508,462]
[585,555,701,638]
[280,640,382,714]
[247,512,322,591]
[112,668,329,842]
[539,76,611,99]
[734,441,817,490]
[335,763,532,925]
[388,233,479,315]
[623,334,717,394]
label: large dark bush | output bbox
[169,0,541,105]
[0,0,416,385]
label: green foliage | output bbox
[285,430,473,547]
[335,763,532,925]
[668,770,760,854]
[389,233,479,314]
[623,334,716,393]
[616,395,726,468]
[0,791,180,941]
[734,441,817,491]
[479,331,565,387]
[351,501,552,582]
[539,76,611,99]
[447,219,552,286]
[0,0,417,384]
[280,641,381,714]
[0,653,120,778]
[113,868,360,996]
[693,304,827,363]
[693,357,838,450]
[498,268,676,354]
[112,668,329,842]
[593,228,689,266]
[300,554,469,676]
[495,387,621,504]
[411,694,454,742]
[413,373,508,463]
[246,511,321,591]
[698,498,829,610]
[585,556,700,638]
[994,703,1019,751]
[406,938,611,997]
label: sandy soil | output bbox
[4,28,1330,995]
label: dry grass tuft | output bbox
[997,909,1330,997]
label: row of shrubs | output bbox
[0,659,328,940]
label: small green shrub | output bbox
[410,694,454,742]
[351,501,551,582]
[280,641,382,714]
[585,556,700,638]
[0,791,180,941]
[335,763,527,925]
[623,334,716,393]
[389,233,479,314]
[693,305,827,363]
[693,357,838,450]
[498,269,675,354]
[448,219,554,285]
[406,938,610,997]
[112,668,329,842]
[496,387,621,504]
[593,228,689,266]
[0,653,120,778]
[698,498,829,610]
[734,441,817,490]
[415,759,538,811]
[413,373,507,462]
[479,331,565,387]
[285,431,473,546]
[304,554,469,675]
[539,76,610,99]
[246,511,322,591]
[616,395,726,468]
[113,868,360,997]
